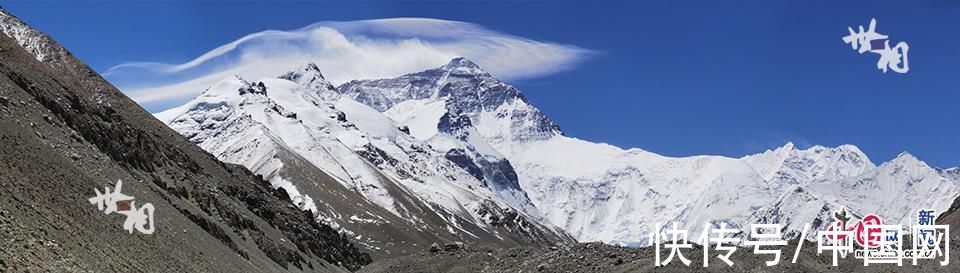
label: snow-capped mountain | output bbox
[158,62,571,257]
[339,58,552,218]
[742,142,874,191]
[939,167,960,183]
[745,147,959,240]
[157,52,958,250]
[339,57,561,158]
[744,185,849,241]
[805,152,958,227]
[339,57,960,246]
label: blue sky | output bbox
[3,1,959,168]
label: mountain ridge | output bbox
[0,7,371,271]
[159,64,573,258]
[336,57,959,247]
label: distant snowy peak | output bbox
[742,148,955,242]
[891,151,925,167]
[885,151,939,179]
[442,56,486,75]
[338,57,496,112]
[938,167,960,183]
[279,62,336,91]
[339,57,561,154]
[339,58,552,215]
[743,142,874,189]
[803,150,958,227]
[746,185,850,241]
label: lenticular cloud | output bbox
[103,18,594,110]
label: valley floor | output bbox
[360,241,960,273]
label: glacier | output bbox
[339,57,960,246]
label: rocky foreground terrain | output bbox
[361,240,960,273]
[363,198,960,273]
[0,8,368,272]
[358,198,960,272]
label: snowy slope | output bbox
[340,57,960,246]
[506,136,775,246]
[340,57,561,160]
[341,58,551,218]
[744,185,851,241]
[159,63,571,256]
[742,142,875,191]
[939,167,960,183]
[340,58,777,245]
[805,152,959,227]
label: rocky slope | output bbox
[0,8,369,272]
[360,240,960,273]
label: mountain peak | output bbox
[890,151,928,168]
[278,61,337,97]
[780,142,796,151]
[279,61,326,82]
[895,151,918,161]
[445,57,479,68]
[441,57,486,74]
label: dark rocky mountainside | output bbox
[936,195,960,239]
[0,8,369,272]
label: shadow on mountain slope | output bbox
[0,8,369,272]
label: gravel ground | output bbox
[361,240,960,273]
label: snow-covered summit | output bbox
[443,56,484,71]
[803,149,957,227]
[159,63,572,254]
[340,58,553,217]
[278,61,338,96]
[742,142,875,191]
[339,57,561,157]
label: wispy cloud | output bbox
[104,18,595,111]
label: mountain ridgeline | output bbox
[157,60,574,259]
[161,50,960,253]
[332,58,960,247]
[0,8,369,272]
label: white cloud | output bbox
[104,18,594,111]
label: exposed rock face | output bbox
[0,8,369,272]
